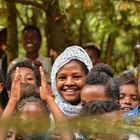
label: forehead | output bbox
[57,60,85,73]
[120,84,138,94]
[81,85,108,101]
[18,67,34,74]
[82,85,106,94]
[12,67,35,78]
[23,30,39,37]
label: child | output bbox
[117,72,139,114]
[1,67,73,140]
[0,68,51,140]
[81,63,119,106]
[8,25,52,83]
[6,61,41,98]
[79,100,122,140]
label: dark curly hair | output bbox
[6,61,41,91]
[23,25,41,40]
[85,63,119,100]
[82,42,101,58]
[80,100,120,116]
[17,95,49,113]
[116,71,137,87]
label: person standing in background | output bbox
[8,25,52,83]
[0,28,8,78]
[83,42,101,66]
[134,42,140,66]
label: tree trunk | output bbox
[45,0,66,55]
[105,35,116,66]
[7,1,18,61]
[6,1,18,62]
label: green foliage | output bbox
[64,0,140,75]
[0,0,140,74]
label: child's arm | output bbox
[39,66,75,140]
[39,66,67,124]
[0,67,21,140]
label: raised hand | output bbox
[39,66,53,102]
[10,67,21,103]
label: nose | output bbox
[64,77,74,86]
[124,97,132,105]
[20,77,26,85]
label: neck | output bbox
[26,52,39,61]
[70,99,81,105]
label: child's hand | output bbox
[39,66,53,102]
[10,67,21,103]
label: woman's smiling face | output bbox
[56,60,87,104]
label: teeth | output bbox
[64,89,75,92]
[27,44,33,47]
[122,107,131,111]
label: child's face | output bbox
[81,85,109,106]
[12,67,37,88]
[56,60,87,104]
[119,84,139,113]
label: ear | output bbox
[7,90,11,98]
[0,83,4,94]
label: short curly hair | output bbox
[85,63,119,100]
[116,71,137,87]
[80,100,120,116]
[83,42,101,58]
[6,61,41,91]
[23,25,41,40]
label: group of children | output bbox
[0,44,139,140]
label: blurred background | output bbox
[0,0,140,75]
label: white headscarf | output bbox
[51,45,93,118]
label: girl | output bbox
[51,45,93,118]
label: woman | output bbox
[51,45,93,118]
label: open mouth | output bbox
[26,44,34,47]
[63,88,79,95]
[121,107,132,112]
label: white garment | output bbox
[51,45,93,118]
[128,133,140,140]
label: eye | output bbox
[25,75,34,81]
[131,95,139,101]
[119,94,125,100]
[26,77,34,80]
[73,74,82,79]
[57,75,66,80]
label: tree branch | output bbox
[11,0,47,11]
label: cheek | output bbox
[119,100,122,105]
[56,81,62,91]
[132,101,139,107]
[28,79,37,86]
[77,78,86,88]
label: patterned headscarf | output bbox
[51,45,93,118]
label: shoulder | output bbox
[38,56,52,61]
[37,56,52,67]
